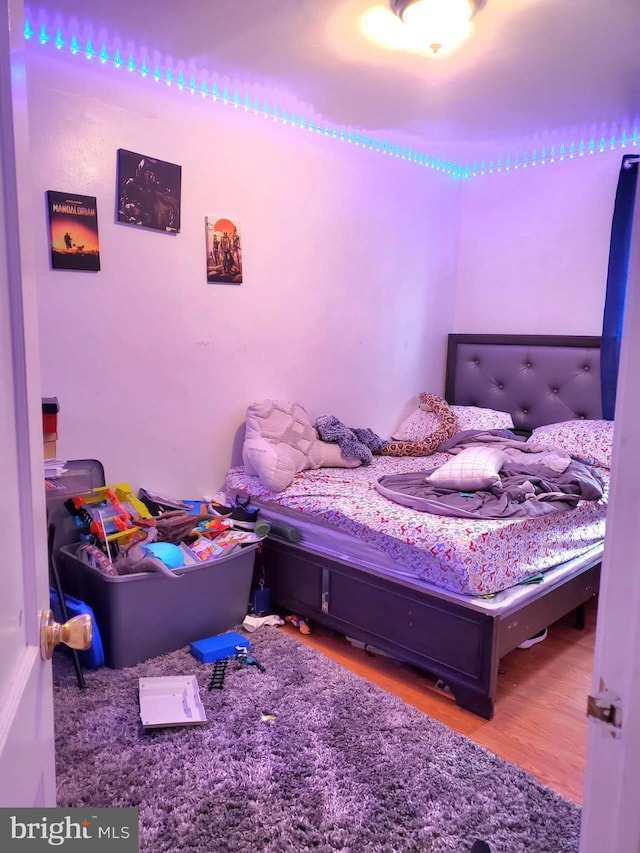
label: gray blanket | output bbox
[375,430,605,519]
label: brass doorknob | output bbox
[40,609,92,660]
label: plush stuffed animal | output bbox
[383,393,457,457]
[317,394,457,460]
[112,527,182,579]
[153,510,214,544]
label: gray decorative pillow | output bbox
[242,399,360,492]
[425,446,505,491]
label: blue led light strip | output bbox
[467,128,639,178]
[24,15,467,179]
[23,14,639,181]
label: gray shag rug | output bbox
[53,628,581,853]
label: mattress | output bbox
[225,453,608,596]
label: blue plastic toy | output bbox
[142,541,185,569]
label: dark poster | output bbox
[117,149,182,232]
[47,191,101,271]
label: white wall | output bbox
[453,152,622,334]
[29,50,460,496]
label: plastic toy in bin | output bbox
[65,482,151,547]
[191,517,232,538]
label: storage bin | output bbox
[58,542,257,668]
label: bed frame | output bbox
[261,334,604,719]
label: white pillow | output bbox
[392,405,514,442]
[242,400,360,492]
[425,446,505,491]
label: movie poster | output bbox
[205,217,243,284]
[117,149,182,233]
[46,191,101,271]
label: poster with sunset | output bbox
[47,191,101,271]
[205,216,243,284]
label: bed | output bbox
[225,334,608,719]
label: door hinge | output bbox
[587,688,623,736]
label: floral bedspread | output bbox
[225,455,608,596]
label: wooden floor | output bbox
[282,596,598,805]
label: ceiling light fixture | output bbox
[390,0,487,55]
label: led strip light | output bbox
[23,12,639,181]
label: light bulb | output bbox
[402,0,474,53]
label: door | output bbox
[580,175,640,850]
[0,0,56,807]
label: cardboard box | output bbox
[43,432,57,459]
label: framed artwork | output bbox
[46,191,101,271]
[205,217,243,284]
[117,149,181,232]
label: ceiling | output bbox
[30,0,640,148]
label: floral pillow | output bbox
[527,420,614,469]
[426,446,505,491]
[392,405,514,442]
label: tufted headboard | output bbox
[445,334,602,432]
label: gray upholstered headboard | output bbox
[445,334,602,432]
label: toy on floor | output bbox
[285,614,311,635]
[205,645,265,691]
[234,648,266,673]
[207,658,229,691]
[189,631,250,663]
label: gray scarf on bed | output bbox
[315,415,387,464]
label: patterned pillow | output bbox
[425,446,505,491]
[392,405,514,442]
[528,420,614,469]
